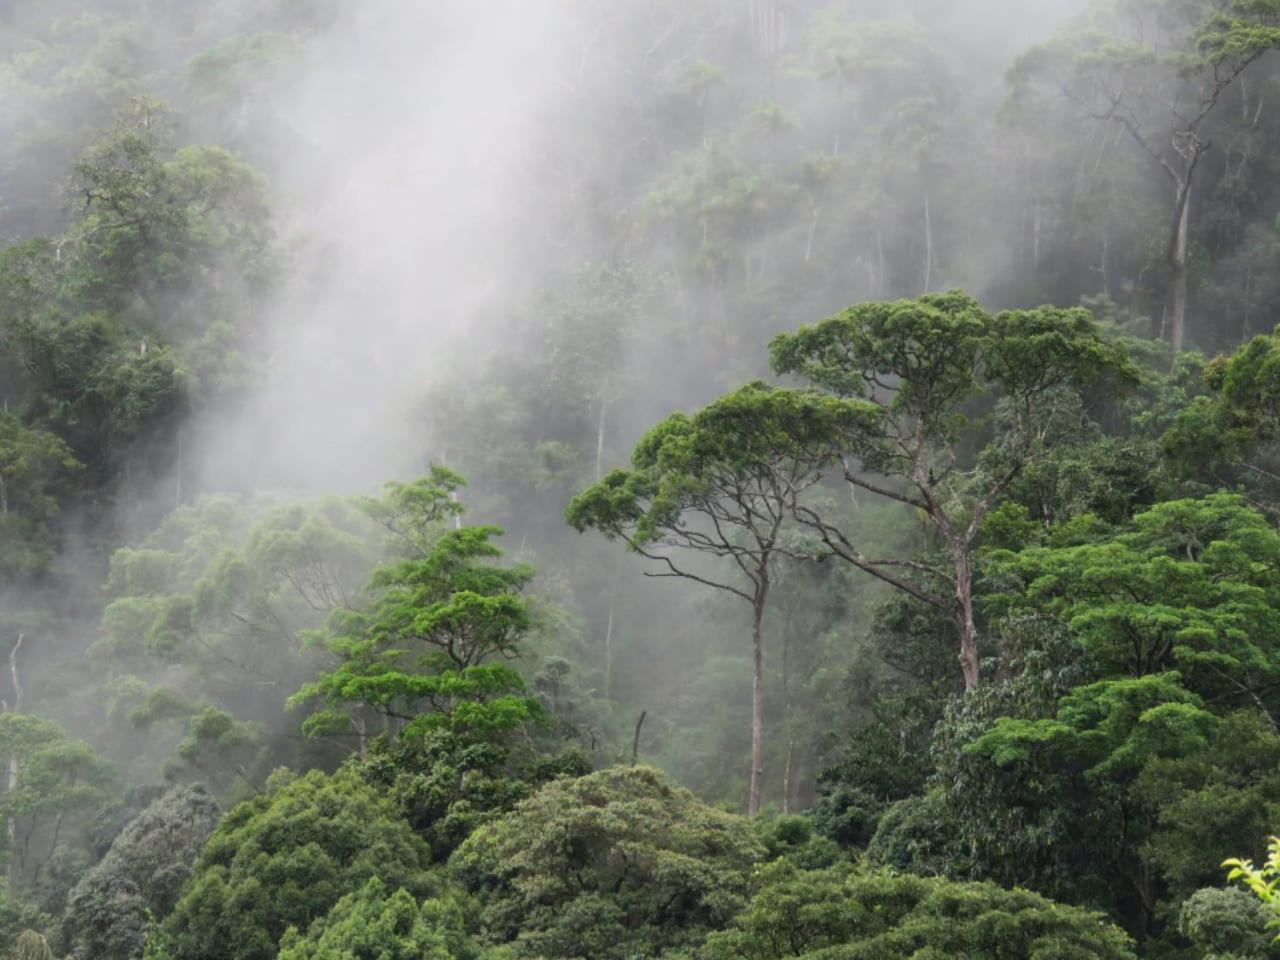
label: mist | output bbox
[0,0,1109,820]
[186,1,576,492]
[184,0,1092,499]
[10,0,1280,954]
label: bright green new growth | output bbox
[1224,836,1280,940]
[276,877,498,960]
[157,768,435,960]
[985,493,1280,696]
[292,468,541,749]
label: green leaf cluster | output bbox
[157,768,435,960]
[451,765,765,960]
[700,860,1136,959]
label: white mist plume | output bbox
[187,0,1093,498]
[191,0,575,494]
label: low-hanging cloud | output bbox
[188,0,580,494]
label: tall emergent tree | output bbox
[1009,0,1280,353]
[770,291,1135,689]
[567,382,876,814]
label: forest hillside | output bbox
[7,1,1280,958]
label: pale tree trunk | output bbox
[670,226,690,327]
[748,594,766,816]
[781,736,794,815]
[8,636,21,713]
[922,193,934,293]
[353,703,368,761]
[603,574,616,699]
[748,0,785,57]
[595,400,607,481]
[780,607,794,814]
[877,231,886,299]
[952,547,980,691]
[174,429,183,510]
[5,634,23,885]
[1103,108,1203,356]
[805,204,819,263]
[716,281,730,354]
[1170,178,1191,356]
[1100,229,1111,298]
[1244,260,1253,340]
[1032,202,1042,270]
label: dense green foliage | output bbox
[701,861,1137,959]
[294,469,541,749]
[11,1,1280,958]
[156,768,434,960]
[452,765,764,960]
[275,878,499,960]
[61,785,219,960]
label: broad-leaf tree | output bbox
[293,469,541,757]
[451,765,764,960]
[566,382,876,813]
[158,768,435,960]
[770,290,1135,688]
[986,494,1280,707]
[700,859,1136,959]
